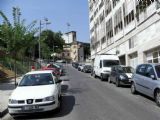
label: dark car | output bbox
[109,65,134,87]
[72,62,79,69]
[82,65,92,73]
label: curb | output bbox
[0,108,8,118]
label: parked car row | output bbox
[73,54,160,107]
[72,62,93,73]
[8,63,65,117]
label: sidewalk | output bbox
[0,77,22,118]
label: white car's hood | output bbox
[10,85,56,100]
[126,73,133,79]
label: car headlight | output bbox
[9,99,18,104]
[43,96,55,102]
[119,75,126,80]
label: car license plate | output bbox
[23,105,39,110]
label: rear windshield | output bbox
[85,65,92,68]
[103,60,119,67]
[122,67,134,73]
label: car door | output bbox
[98,60,102,77]
[142,65,158,97]
[134,64,147,94]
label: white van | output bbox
[93,54,120,81]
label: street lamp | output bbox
[38,18,51,63]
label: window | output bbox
[106,18,113,45]
[155,65,160,78]
[146,50,160,63]
[136,65,146,76]
[19,73,54,86]
[101,36,106,44]
[99,0,104,10]
[136,0,155,21]
[105,0,112,16]
[129,38,137,49]
[124,10,134,27]
[103,60,119,67]
[145,65,155,78]
[113,0,120,8]
[114,8,123,34]
[100,60,102,68]
[99,11,105,23]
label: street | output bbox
[3,65,160,120]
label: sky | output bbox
[0,0,90,42]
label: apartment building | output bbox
[62,31,76,44]
[88,0,160,68]
[62,41,85,62]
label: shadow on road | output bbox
[13,95,75,120]
[61,84,69,93]
[67,88,83,94]
[0,82,15,90]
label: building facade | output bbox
[88,0,160,68]
[62,41,85,62]
[62,31,77,44]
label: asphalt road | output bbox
[3,65,160,120]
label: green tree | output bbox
[41,30,65,58]
[0,7,38,85]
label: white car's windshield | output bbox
[103,60,119,67]
[19,73,54,86]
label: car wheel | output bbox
[155,89,160,107]
[56,97,61,112]
[101,74,106,81]
[131,82,137,94]
[93,72,97,78]
[116,79,120,87]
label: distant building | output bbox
[62,31,90,62]
[88,0,160,68]
[62,31,77,44]
[61,41,90,63]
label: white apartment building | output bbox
[62,31,77,44]
[88,0,160,68]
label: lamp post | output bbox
[38,18,51,64]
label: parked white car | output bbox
[8,70,62,116]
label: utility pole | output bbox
[39,20,42,63]
[39,18,51,64]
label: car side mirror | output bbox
[150,75,156,80]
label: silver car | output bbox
[131,63,160,107]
